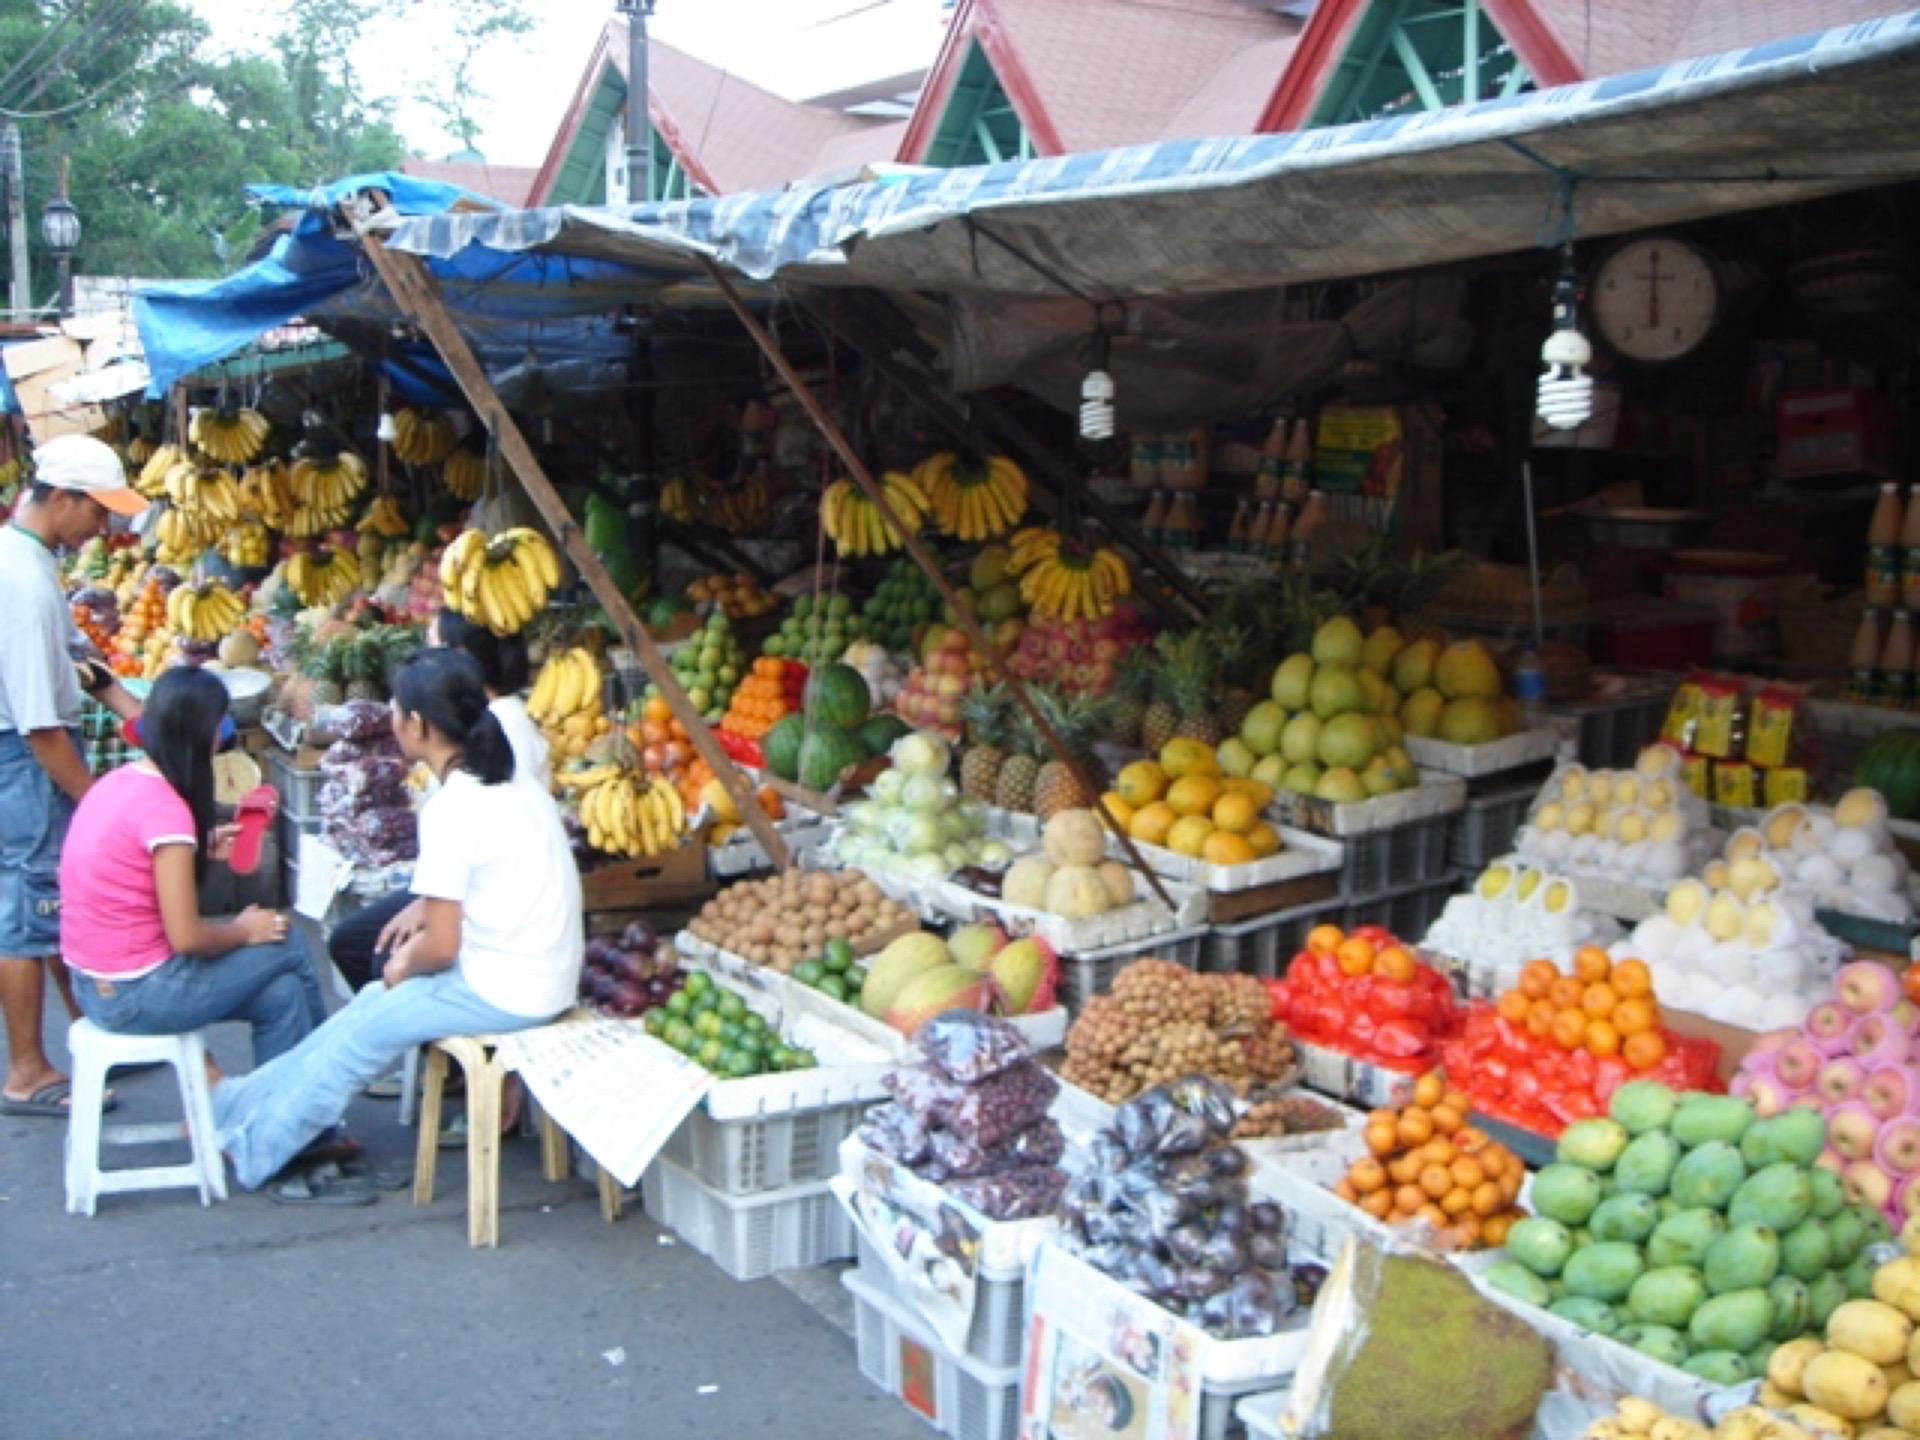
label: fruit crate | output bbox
[1057,926,1208,1015]
[1548,675,1673,769]
[1235,1389,1291,1440]
[640,1156,855,1280]
[659,1099,870,1196]
[1446,783,1537,871]
[845,1268,1023,1440]
[1200,898,1346,978]
[854,1229,1028,1368]
[265,749,322,825]
[1337,811,1457,897]
[1335,871,1465,941]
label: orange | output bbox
[1624,1030,1669,1071]
[1307,924,1346,956]
[1450,1156,1486,1190]
[1496,989,1531,1024]
[1367,1108,1399,1129]
[1574,945,1612,983]
[1413,1073,1445,1108]
[1128,801,1178,848]
[1611,958,1653,1000]
[1388,1154,1421,1185]
[1349,1158,1387,1194]
[1373,946,1417,984]
[1165,773,1224,819]
[1482,1212,1515,1248]
[1417,1203,1449,1229]
[1098,792,1136,830]
[1440,1188,1473,1217]
[1395,1109,1434,1147]
[643,695,671,726]
[1580,983,1618,1018]
[1525,1000,1556,1039]
[1360,1189,1394,1221]
[1364,1123,1397,1158]
[1210,791,1258,835]
[1394,1184,1425,1216]
[1419,1165,1453,1199]
[1478,1147,1507,1179]
[1201,831,1258,867]
[1584,1018,1621,1058]
[1429,1104,1463,1136]
[1519,959,1558,1000]
[1333,1177,1359,1204]
[1548,976,1584,1011]
[1613,998,1656,1037]
[1551,1008,1588,1050]
[1471,1180,1504,1218]
[1443,1089,1471,1115]
[1244,821,1282,858]
[1336,937,1377,978]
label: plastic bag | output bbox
[943,1166,1065,1221]
[883,1061,1057,1150]
[926,1116,1064,1178]
[324,700,395,744]
[320,755,408,799]
[857,1103,931,1166]
[915,1009,1031,1085]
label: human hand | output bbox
[375,899,426,956]
[381,947,416,989]
[208,823,240,863]
[238,905,289,946]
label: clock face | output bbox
[1591,237,1721,362]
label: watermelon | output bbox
[764,714,807,782]
[1857,730,1920,821]
[798,726,866,792]
[858,713,911,759]
[804,663,871,729]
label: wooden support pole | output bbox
[700,257,1177,912]
[349,213,789,870]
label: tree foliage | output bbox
[411,0,535,154]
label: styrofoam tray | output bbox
[1122,826,1344,893]
[1404,726,1563,778]
[838,1136,1056,1276]
[1268,774,1468,838]
[916,871,1206,951]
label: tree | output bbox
[411,0,535,155]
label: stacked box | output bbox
[844,1268,1023,1440]
[1446,784,1536,870]
[660,1102,869,1195]
[1336,812,1455,896]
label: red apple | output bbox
[1806,1002,1856,1056]
[1901,1174,1920,1218]
[1844,1158,1895,1211]
[1817,1144,1845,1173]
[1775,1040,1824,1091]
[1853,1014,1911,1066]
[1829,1103,1879,1162]
[1875,1118,1920,1177]
[1863,1065,1915,1122]
[1819,1057,1866,1106]
[1746,1076,1789,1118]
[1838,960,1899,1016]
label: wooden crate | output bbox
[580,835,716,915]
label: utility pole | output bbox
[2,123,28,320]
[617,0,655,204]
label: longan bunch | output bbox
[687,869,908,972]
[1233,1093,1347,1140]
[1062,960,1295,1105]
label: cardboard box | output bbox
[1659,1006,1752,1085]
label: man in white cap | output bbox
[1,434,147,1116]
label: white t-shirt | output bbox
[0,523,86,734]
[490,694,551,792]
[409,768,582,1018]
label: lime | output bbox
[684,971,712,997]
[784,1049,818,1070]
[694,1011,724,1038]
[722,1052,756,1080]
[718,664,739,686]
[793,959,825,986]
[795,594,814,618]
[829,594,852,620]
[817,973,849,1003]
[697,1038,726,1069]
[665,1020,696,1052]
[642,1009,667,1037]
[824,937,857,971]
[768,1046,794,1070]
[846,965,867,996]
[742,1012,769,1035]
[717,992,747,1022]
[665,989,692,1017]
[719,1020,743,1046]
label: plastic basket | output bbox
[265,750,322,823]
[1337,872,1465,940]
[1200,898,1345,977]
[845,1268,1023,1440]
[1234,1389,1291,1440]
[855,1231,1028,1368]
[1446,784,1536,871]
[1337,812,1455,896]
[1550,681,1673,769]
[1058,927,1206,1015]
[659,1100,870,1196]
[1203,1374,1290,1440]
[640,1157,855,1280]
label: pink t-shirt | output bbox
[59,766,197,979]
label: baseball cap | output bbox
[32,434,148,516]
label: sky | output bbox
[183,0,949,169]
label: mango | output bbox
[1689,1288,1776,1354]
[1745,1340,1777,1380]
[1872,1255,1920,1322]
[1787,1401,1865,1436]
[1627,1266,1709,1329]
[1828,1298,1914,1364]
[1648,1208,1729,1270]
[1615,1323,1691,1367]
[1591,1193,1662,1245]
[1532,1164,1605,1227]
[1809,1166,1847,1220]
[1769,1335,1828,1394]
[1809,1272,1852,1328]
[1781,1218,1837,1283]
[1767,1275,1812,1341]
[1846,1251,1881,1300]
[1705,1223,1781,1295]
[1670,1094,1757,1150]
[1562,1242,1646,1304]
[1889,1380,1920,1433]
[1609,1079,1679,1136]
[1803,1348,1892,1421]
[1614,1130,1683,1197]
[1860,1206,1896,1248]
[1826,1208,1870,1268]
[1682,1350,1751,1385]
[1728,1162,1814,1233]
[1482,1261,1551,1309]
[1558,1117,1630,1172]
[1548,1296,1620,1335]
[1506,1216,1575,1278]
[1740,1108,1828,1170]
[1670,1142,1748,1211]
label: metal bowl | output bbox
[1578,508,1718,550]
[212,666,272,726]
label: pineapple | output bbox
[1030,687,1115,820]
[1155,630,1225,747]
[1110,649,1154,749]
[1210,624,1257,736]
[304,636,349,716]
[342,634,385,704]
[958,684,1010,803]
[993,702,1043,814]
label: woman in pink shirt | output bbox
[60,667,325,1065]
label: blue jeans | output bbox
[0,728,79,957]
[214,967,546,1189]
[73,937,328,1066]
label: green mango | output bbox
[1807,1167,1846,1220]
[1531,1165,1605,1227]
[1482,1261,1551,1309]
[1608,1079,1679,1136]
[1612,1130,1682,1197]
[1844,1251,1878,1299]
[1547,1296,1621,1336]
[1807,1271,1850,1328]
[1857,1205,1895,1248]
[1824,1209,1869,1268]
[1687,1289,1775,1355]
[1590,1193,1662,1245]
[1557,1118,1630,1172]
[1561,1242,1646,1304]
[1655,1196,1683,1222]
[1506,1217,1575,1278]
[1727,1163,1813,1233]
[1766,1275,1811,1341]
[1669,1142,1748,1212]
[1646,1208,1728,1270]
[1615,1324,1690,1367]
[1703,1223,1780,1295]
[1670,1095,1757,1149]
[1779,1218,1834,1282]
[1626,1266,1708,1329]
[1745,1341,1778,1379]
[1681,1350,1752,1385]
[1739,1109,1827,1170]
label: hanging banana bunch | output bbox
[125,435,154,467]
[437,526,563,637]
[218,521,273,570]
[287,450,369,537]
[1006,527,1132,623]
[821,470,930,557]
[442,446,486,502]
[658,472,700,525]
[188,406,271,465]
[153,504,224,566]
[915,451,1029,542]
[709,470,771,533]
[356,494,410,540]
[237,459,296,530]
[162,459,242,524]
[166,581,247,641]
[286,546,363,608]
[391,407,458,467]
[136,443,186,500]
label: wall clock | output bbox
[1590,236,1723,363]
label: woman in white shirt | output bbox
[215,648,582,1199]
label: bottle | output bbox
[1289,489,1329,570]
[1257,418,1287,500]
[1880,609,1914,710]
[1166,493,1202,550]
[1867,482,1904,607]
[1141,489,1169,546]
[1849,607,1884,704]
[1513,648,1548,731]
[1227,500,1251,553]
[1262,501,1291,562]
[1280,414,1313,505]
[1902,486,1920,610]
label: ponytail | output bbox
[392,649,515,786]
[432,608,530,695]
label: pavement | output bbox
[0,984,930,1440]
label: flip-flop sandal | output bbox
[335,1158,413,1191]
[1,1079,116,1118]
[228,784,278,876]
[293,1126,364,1167]
[268,1168,377,1207]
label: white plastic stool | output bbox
[65,1020,229,1217]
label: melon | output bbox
[858,713,911,759]
[764,714,807,781]
[885,964,991,1036]
[804,663,872,729]
[1857,734,1920,821]
[861,932,951,1018]
[797,726,865,791]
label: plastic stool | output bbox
[65,1020,229,1217]
[412,1027,622,1248]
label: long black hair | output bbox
[142,667,230,883]
[431,609,529,695]
[392,649,513,786]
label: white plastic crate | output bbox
[1200,898,1345,977]
[845,1267,1023,1440]
[1447,784,1536,870]
[641,1156,855,1280]
[265,749,322,823]
[1058,926,1207,1014]
[1203,1373,1292,1440]
[1336,872,1465,941]
[1403,725,1561,779]
[659,1100,870,1195]
[855,1230,1029,1368]
[1235,1389,1291,1440]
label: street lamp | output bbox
[40,175,79,318]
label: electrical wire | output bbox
[0,0,148,113]
[0,57,149,121]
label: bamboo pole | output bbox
[699,256,1178,913]
[349,211,789,869]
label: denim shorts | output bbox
[0,729,80,957]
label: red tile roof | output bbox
[1520,0,1920,80]
[398,159,540,208]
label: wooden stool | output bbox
[412,1031,622,1248]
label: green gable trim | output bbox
[1309,0,1532,128]
[921,42,1032,168]
[648,126,692,202]
[548,68,625,206]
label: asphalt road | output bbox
[0,987,927,1440]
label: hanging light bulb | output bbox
[1079,319,1115,441]
[1537,247,1594,432]
[376,411,398,443]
